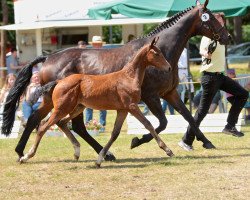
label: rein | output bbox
[202,40,217,65]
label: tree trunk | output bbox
[0,0,9,86]
[233,17,242,44]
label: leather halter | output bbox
[197,6,225,41]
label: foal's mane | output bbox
[140,6,195,39]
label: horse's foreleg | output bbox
[163,90,215,149]
[131,95,167,149]
[15,97,53,161]
[95,110,127,167]
[129,104,173,157]
[71,113,116,161]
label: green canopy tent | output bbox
[88,0,250,20]
[88,0,250,112]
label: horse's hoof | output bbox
[104,153,116,161]
[16,156,21,163]
[74,155,80,161]
[203,142,216,149]
[131,137,140,149]
[166,150,174,157]
[95,162,101,168]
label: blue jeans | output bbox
[85,108,107,126]
[22,101,41,121]
[162,100,175,115]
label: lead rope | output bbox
[202,40,217,65]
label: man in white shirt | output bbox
[179,36,248,151]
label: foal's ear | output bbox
[150,37,159,48]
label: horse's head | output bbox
[195,0,231,45]
[146,37,171,72]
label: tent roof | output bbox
[88,0,250,20]
[0,18,165,30]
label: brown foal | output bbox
[20,37,173,167]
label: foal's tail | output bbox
[30,81,57,104]
[1,55,47,136]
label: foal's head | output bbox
[145,37,171,72]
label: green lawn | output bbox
[0,110,249,200]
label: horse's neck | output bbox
[156,8,199,71]
[124,48,148,86]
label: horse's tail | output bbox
[1,55,47,136]
[30,81,57,104]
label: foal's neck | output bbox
[124,47,149,86]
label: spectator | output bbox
[77,40,87,48]
[161,48,194,115]
[85,36,107,132]
[193,89,222,113]
[226,68,250,120]
[22,71,42,127]
[0,73,16,119]
[6,47,25,75]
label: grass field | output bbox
[0,110,250,200]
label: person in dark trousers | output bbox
[178,35,248,151]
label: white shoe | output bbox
[178,140,193,151]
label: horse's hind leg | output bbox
[131,95,167,149]
[96,110,127,167]
[15,96,53,161]
[129,104,174,157]
[19,110,65,163]
[71,114,116,161]
[57,105,86,160]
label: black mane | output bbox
[143,6,195,38]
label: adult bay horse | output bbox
[2,0,231,162]
[19,38,173,166]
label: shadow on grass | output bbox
[23,153,250,169]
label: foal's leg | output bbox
[15,96,53,161]
[19,111,66,163]
[56,105,86,160]
[129,104,174,157]
[71,114,116,161]
[96,110,128,167]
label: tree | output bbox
[0,0,9,84]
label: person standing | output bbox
[77,40,87,48]
[6,47,25,75]
[22,71,42,126]
[179,36,248,151]
[85,36,107,132]
[0,73,16,120]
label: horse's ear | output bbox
[150,37,159,48]
[196,0,201,6]
[204,0,209,9]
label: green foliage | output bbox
[102,25,122,43]
[243,25,250,42]
[143,23,158,35]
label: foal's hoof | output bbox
[166,150,174,157]
[203,142,216,149]
[74,154,80,161]
[95,162,101,168]
[131,137,140,149]
[104,152,116,161]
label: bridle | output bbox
[198,7,226,41]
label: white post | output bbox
[35,29,42,56]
